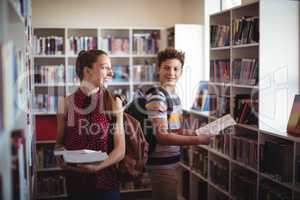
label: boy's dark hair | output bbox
[76,49,107,81]
[157,48,185,68]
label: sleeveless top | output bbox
[64,88,119,192]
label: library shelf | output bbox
[230,159,258,174]
[36,194,68,200]
[120,188,152,194]
[260,172,294,190]
[37,167,62,172]
[210,46,230,51]
[36,140,56,144]
[231,42,259,49]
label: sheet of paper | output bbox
[196,114,236,135]
[54,149,108,163]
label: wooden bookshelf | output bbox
[181,1,300,200]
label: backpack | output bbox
[124,86,173,154]
[103,89,149,182]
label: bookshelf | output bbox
[32,27,163,199]
[0,0,34,200]
[180,1,300,200]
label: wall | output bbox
[182,0,204,24]
[32,0,187,27]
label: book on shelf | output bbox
[112,64,129,82]
[37,175,66,197]
[197,180,208,200]
[191,148,208,178]
[36,146,57,169]
[67,36,97,55]
[210,133,230,156]
[191,81,210,112]
[287,95,300,136]
[100,36,129,55]
[132,62,155,82]
[231,169,257,200]
[34,94,58,113]
[209,159,229,191]
[234,94,258,125]
[232,16,259,45]
[210,25,230,48]
[133,31,160,55]
[33,36,64,55]
[181,170,190,200]
[35,65,65,84]
[210,60,230,83]
[232,135,258,169]
[260,140,293,183]
[66,65,80,85]
[259,179,292,200]
[232,58,258,86]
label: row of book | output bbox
[35,65,65,84]
[67,36,97,55]
[209,160,229,191]
[232,58,258,86]
[33,36,64,55]
[210,96,230,118]
[112,64,129,82]
[210,25,230,48]
[132,63,156,82]
[231,169,257,200]
[210,133,230,156]
[66,65,80,84]
[259,179,292,200]
[191,148,208,178]
[260,140,293,183]
[234,95,258,125]
[232,136,258,169]
[132,32,160,55]
[232,17,259,45]
[37,176,66,197]
[36,147,57,169]
[100,36,129,55]
[210,60,230,83]
[34,94,58,113]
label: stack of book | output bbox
[210,60,230,83]
[232,58,258,86]
[133,31,160,54]
[67,36,97,55]
[209,160,229,190]
[132,63,155,82]
[232,136,258,169]
[100,36,129,55]
[260,141,293,183]
[231,169,257,200]
[37,176,66,197]
[36,147,57,169]
[232,17,259,45]
[35,65,65,84]
[34,94,58,113]
[234,94,258,125]
[210,25,230,48]
[33,36,64,55]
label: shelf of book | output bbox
[37,167,62,172]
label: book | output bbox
[287,95,300,136]
[196,114,236,135]
[54,149,108,164]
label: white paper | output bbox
[196,114,236,135]
[54,149,108,163]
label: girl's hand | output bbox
[77,163,101,173]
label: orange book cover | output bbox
[287,95,300,136]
